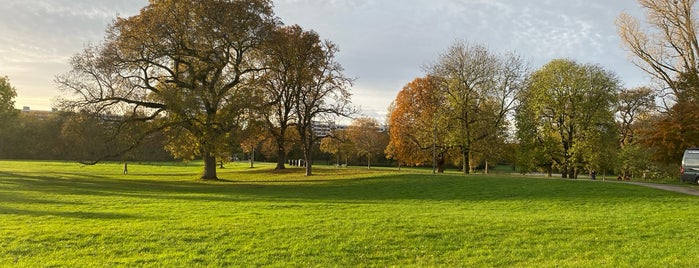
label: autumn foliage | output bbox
[387,76,443,167]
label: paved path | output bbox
[621,181,699,196]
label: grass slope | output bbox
[1,160,699,267]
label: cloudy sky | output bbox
[0,0,648,120]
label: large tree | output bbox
[56,0,278,180]
[259,25,323,170]
[386,76,449,171]
[293,40,353,176]
[617,0,699,102]
[617,0,699,161]
[516,59,620,178]
[615,87,656,178]
[426,41,527,174]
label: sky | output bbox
[0,0,649,120]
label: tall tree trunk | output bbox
[202,152,218,180]
[485,159,489,174]
[275,144,286,170]
[462,149,469,174]
[367,154,371,169]
[437,153,445,173]
[305,151,313,176]
[561,157,569,178]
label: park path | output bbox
[621,181,699,196]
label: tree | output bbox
[259,25,323,170]
[616,87,656,147]
[347,117,388,169]
[426,41,527,174]
[617,0,699,102]
[320,129,350,166]
[0,76,18,157]
[639,100,699,163]
[617,0,699,163]
[293,40,354,176]
[386,76,448,171]
[517,59,620,178]
[0,76,17,122]
[56,0,278,180]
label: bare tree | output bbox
[616,87,656,147]
[259,25,323,170]
[617,0,699,102]
[294,40,354,176]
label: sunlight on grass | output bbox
[1,160,699,267]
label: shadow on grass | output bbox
[0,170,685,207]
[0,206,136,219]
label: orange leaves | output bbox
[387,76,441,166]
[640,100,699,163]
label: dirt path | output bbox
[621,181,699,196]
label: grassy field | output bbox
[1,160,699,267]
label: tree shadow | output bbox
[0,206,136,219]
[0,170,685,207]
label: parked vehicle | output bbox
[681,148,699,184]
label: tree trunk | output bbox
[274,139,286,169]
[367,154,371,169]
[249,147,255,168]
[485,159,489,174]
[437,153,445,173]
[304,140,313,176]
[305,154,313,176]
[462,149,469,174]
[202,153,218,180]
[275,145,286,170]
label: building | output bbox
[311,120,349,138]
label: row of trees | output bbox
[55,0,353,179]
[387,42,526,174]
[386,0,699,179]
[385,45,660,178]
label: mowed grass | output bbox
[1,160,699,267]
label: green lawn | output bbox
[1,160,699,267]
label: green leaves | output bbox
[517,59,620,177]
[0,75,18,123]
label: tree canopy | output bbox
[516,59,620,178]
[0,75,17,123]
[386,76,447,170]
[425,41,527,173]
[347,117,388,169]
[57,0,279,179]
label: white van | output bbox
[681,148,699,184]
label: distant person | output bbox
[123,162,128,175]
[591,170,596,180]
